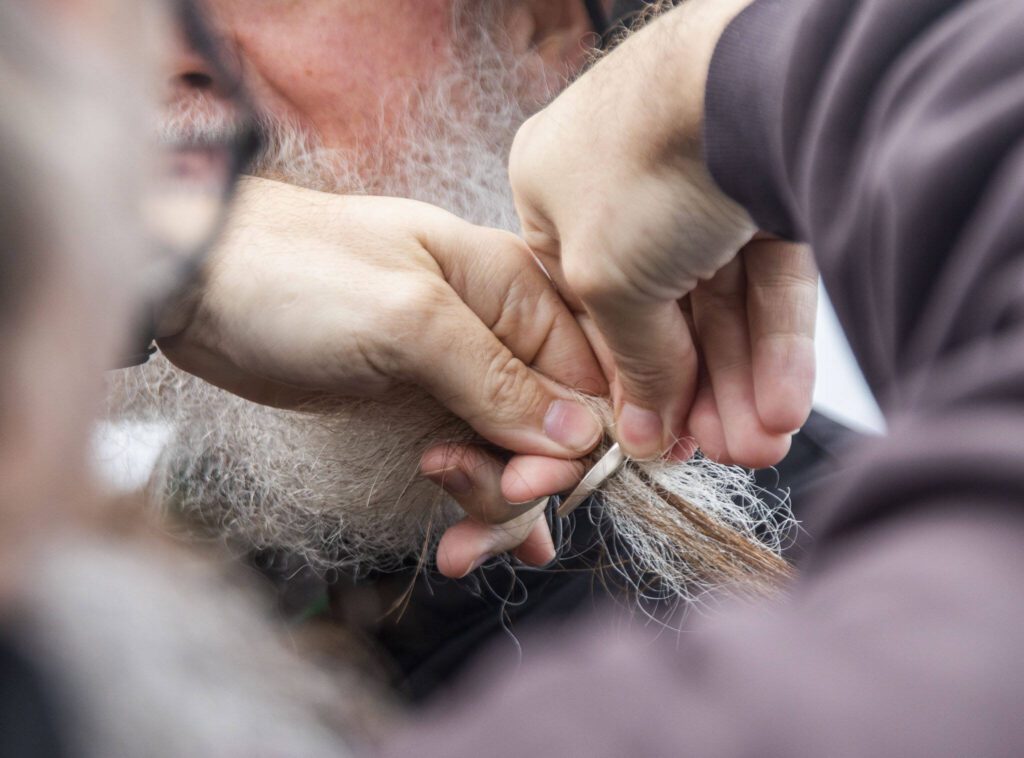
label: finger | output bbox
[422,442,582,509]
[743,240,818,433]
[421,444,554,577]
[435,506,553,579]
[691,257,792,468]
[576,286,699,460]
[671,298,702,461]
[421,444,532,525]
[423,222,606,395]
[526,243,586,315]
[575,313,618,388]
[682,368,727,462]
[511,518,557,566]
[510,127,584,312]
[403,287,603,459]
[501,455,586,505]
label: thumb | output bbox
[403,288,603,458]
[586,295,700,459]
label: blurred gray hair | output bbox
[0,2,64,330]
[0,1,148,362]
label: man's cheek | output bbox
[218,3,458,143]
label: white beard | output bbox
[119,21,550,576]
[118,14,793,600]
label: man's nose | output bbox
[168,41,218,97]
[165,22,241,101]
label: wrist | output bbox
[154,176,284,344]
[654,0,758,235]
[656,0,756,153]
[153,265,204,341]
[579,0,756,223]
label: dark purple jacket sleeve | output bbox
[377,1,1024,755]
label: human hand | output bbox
[156,177,608,574]
[507,0,816,465]
[423,238,819,577]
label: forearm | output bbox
[557,0,756,232]
[577,0,753,160]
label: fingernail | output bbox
[618,403,664,458]
[507,495,550,508]
[424,467,473,496]
[464,554,492,576]
[544,400,602,452]
[537,525,557,566]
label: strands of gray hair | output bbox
[111,359,469,575]
[571,398,794,609]
[248,5,547,232]
[111,4,794,605]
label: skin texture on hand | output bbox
[508,0,817,466]
[157,176,609,576]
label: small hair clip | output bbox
[556,442,628,518]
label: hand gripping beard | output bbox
[111,3,794,604]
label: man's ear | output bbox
[503,0,599,79]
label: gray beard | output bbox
[118,30,550,576]
[121,21,792,600]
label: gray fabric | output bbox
[377,0,1024,755]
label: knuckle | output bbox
[509,114,541,163]
[389,277,451,318]
[618,356,679,401]
[694,285,746,314]
[563,256,618,305]
[706,354,751,376]
[490,288,527,345]
[489,254,544,339]
[751,268,819,292]
[481,351,539,421]
[748,280,819,333]
[376,277,454,369]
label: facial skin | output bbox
[169,0,596,157]
[196,0,455,155]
